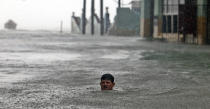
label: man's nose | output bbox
[104,82,108,85]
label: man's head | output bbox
[100,73,115,90]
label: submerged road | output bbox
[0,31,210,109]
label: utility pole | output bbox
[82,0,86,34]
[178,0,180,41]
[118,0,121,8]
[60,20,63,33]
[91,0,95,35]
[100,0,104,35]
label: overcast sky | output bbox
[0,0,132,31]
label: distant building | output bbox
[4,20,17,30]
[131,0,141,14]
[109,0,141,36]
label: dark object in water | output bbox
[4,19,17,30]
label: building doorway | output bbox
[150,0,154,37]
[179,0,197,43]
[207,0,210,44]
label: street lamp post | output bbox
[91,0,95,35]
[82,0,86,34]
[100,0,104,35]
[119,0,121,8]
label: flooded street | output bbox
[0,31,210,109]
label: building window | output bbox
[163,0,179,15]
[167,16,172,33]
[163,16,167,33]
[173,15,178,33]
[180,0,185,4]
[162,0,179,33]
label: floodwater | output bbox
[0,30,210,109]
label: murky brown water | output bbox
[0,31,210,109]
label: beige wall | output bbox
[197,16,207,45]
[140,18,152,37]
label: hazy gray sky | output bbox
[0,0,132,31]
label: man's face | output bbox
[100,80,115,90]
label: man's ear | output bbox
[112,82,115,86]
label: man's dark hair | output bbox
[101,73,114,83]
